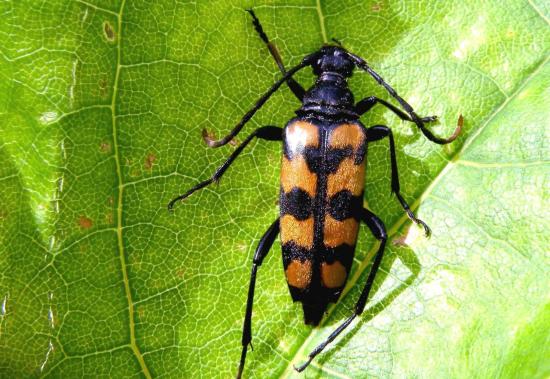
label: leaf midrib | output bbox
[110,1,152,377]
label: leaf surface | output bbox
[0,0,548,378]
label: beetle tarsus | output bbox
[202,128,219,148]
[406,209,431,238]
[421,115,438,123]
[293,358,313,373]
[435,113,463,144]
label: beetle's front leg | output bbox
[367,125,431,236]
[355,96,437,123]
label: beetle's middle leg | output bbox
[168,126,282,210]
[237,218,280,379]
[247,9,306,101]
[294,208,387,372]
[355,96,437,123]
[366,124,431,236]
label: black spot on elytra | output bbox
[282,242,312,268]
[303,146,352,174]
[329,190,363,220]
[280,187,313,220]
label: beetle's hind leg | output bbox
[367,125,431,236]
[294,208,387,372]
[168,126,282,210]
[237,218,280,379]
[246,9,305,101]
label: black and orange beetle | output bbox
[168,10,462,378]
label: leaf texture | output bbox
[0,0,548,378]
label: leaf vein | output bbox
[110,1,152,377]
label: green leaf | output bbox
[0,0,548,378]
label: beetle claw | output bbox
[421,115,438,123]
[416,218,432,238]
[441,114,463,144]
[202,128,218,147]
[294,358,312,372]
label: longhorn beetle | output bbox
[168,10,462,378]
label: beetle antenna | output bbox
[202,56,316,148]
[346,52,462,144]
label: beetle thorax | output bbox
[298,77,355,118]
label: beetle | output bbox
[168,10,462,378]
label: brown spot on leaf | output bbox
[392,235,408,247]
[105,212,114,224]
[103,21,115,42]
[78,216,93,229]
[144,153,157,170]
[98,77,108,98]
[100,141,111,153]
[371,2,382,11]
[79,241,90,253]
[137,307,145,320]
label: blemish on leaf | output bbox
[98,77,108,98]
[137,307,145,320]
[144,153,157,170]
[103,21,115,42]
[100,141,111,153]
[79,242,90,253]
[176,268,185,279]
[39,111,59,124]
[371,2,382,12]
[392,235,408,247]
[105,212,113,225]
[78,216,93,229]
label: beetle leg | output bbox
[367,125,431,236]
[246,9,306,101]
[355,96,437,123]
[237,218,280,379]
[294,208,387,372]
[168,126,282,210]
[347,51,462,145]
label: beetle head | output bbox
[312,46,354,78]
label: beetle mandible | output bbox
[168,10,462,378]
